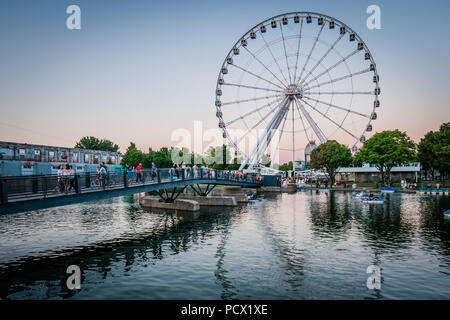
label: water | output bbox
[0,192,449,300]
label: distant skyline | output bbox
[1,0,449,160]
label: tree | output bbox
[418,122,450,180]
[354,130,416,186]
[75,136,119,153]
[204,145,232,169]
[417,130,437,179]
[278,161,293,171]
[310,140,352,186]
[120,142,144,168]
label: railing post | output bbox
[0,178,8,204]
[32,176,39,194]
[182,168,185,180]
[200,168,204,179]
[85,172,91,188]
[123,169,128,188]
[75,174,81,193]
[157,170,161,183]
[142,170,145,184]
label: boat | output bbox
[319,188,332,192]
[362,198,385,204]
[445,190,450,195]
[444,210,450,218]
[297,187,307,191]
[381,187,396,193]
[418,190,429,194]
[352,193,370,198]
[431,190,443,195]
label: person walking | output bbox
[151,162,157,181]
[136,163,142,182]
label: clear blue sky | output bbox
[0,0,449,155]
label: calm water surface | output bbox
[0,192,449,299]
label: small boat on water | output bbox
[352,193,370,198]
[319,188,332,192]
[445,190,450,195]
[444,210,450,218]
[418,190,429,194]
[297,187,307,191]
[362,198,385,204]
[431,190,443,195]
[381,187,396,193]
[247,194,263,201]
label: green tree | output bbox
[310,140,352,186]
[417,130,437,179]
[120,142,144,168]
[75,136,119,152]
[419,122,450,180]
[204,145,232,169]
[278,161,293,171]
[354,130,416,186]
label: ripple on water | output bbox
[0,192,449,299]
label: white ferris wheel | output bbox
[214,12,380,170]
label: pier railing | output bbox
[0,168,261,204]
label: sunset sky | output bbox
[1,0,449,162]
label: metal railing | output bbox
[0,168,262,204]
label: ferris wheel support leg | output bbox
[294,98,327,144]
[239,98,290,170]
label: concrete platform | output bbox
[140,196,200,211]
[211,186,248,203]
[178,194,237,206]
[259,186,281,192]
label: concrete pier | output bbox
[259,186,282,192]
[178,194,237,206]
[211,186,248,203]
[140,196,200,212]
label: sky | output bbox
[0,0,449,160]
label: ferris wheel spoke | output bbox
[242,46,287,88]
[230,63,285,90]
[234,98,287,146]
[272,104,290,155]
[303,49,359,87]
[221,82,284,93]
[302,96,371,118]
[299,98,359,140]
[292,19,304,84]
[304,91,372,95]
[294,98,326,143]
[239,98,291,170]
[299,34,344,86]
[279,23,292,83]
[221,93,283,106]
[296,23,325,86]
[293,98,313,143]
[225,97,282,126]
[258,31,290,85]
[306,68,371,90]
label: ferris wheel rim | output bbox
[215,11,380,164]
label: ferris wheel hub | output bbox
[285,84,303,100]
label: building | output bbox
[293,141,318,172]
[336,163,421,183]
[0,141,122,176]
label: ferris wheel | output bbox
[214,12,380,170]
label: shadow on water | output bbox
[0,197,241,299]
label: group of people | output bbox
[56,164,76,192]
[401,179,417,190]
[125,162,159,185]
